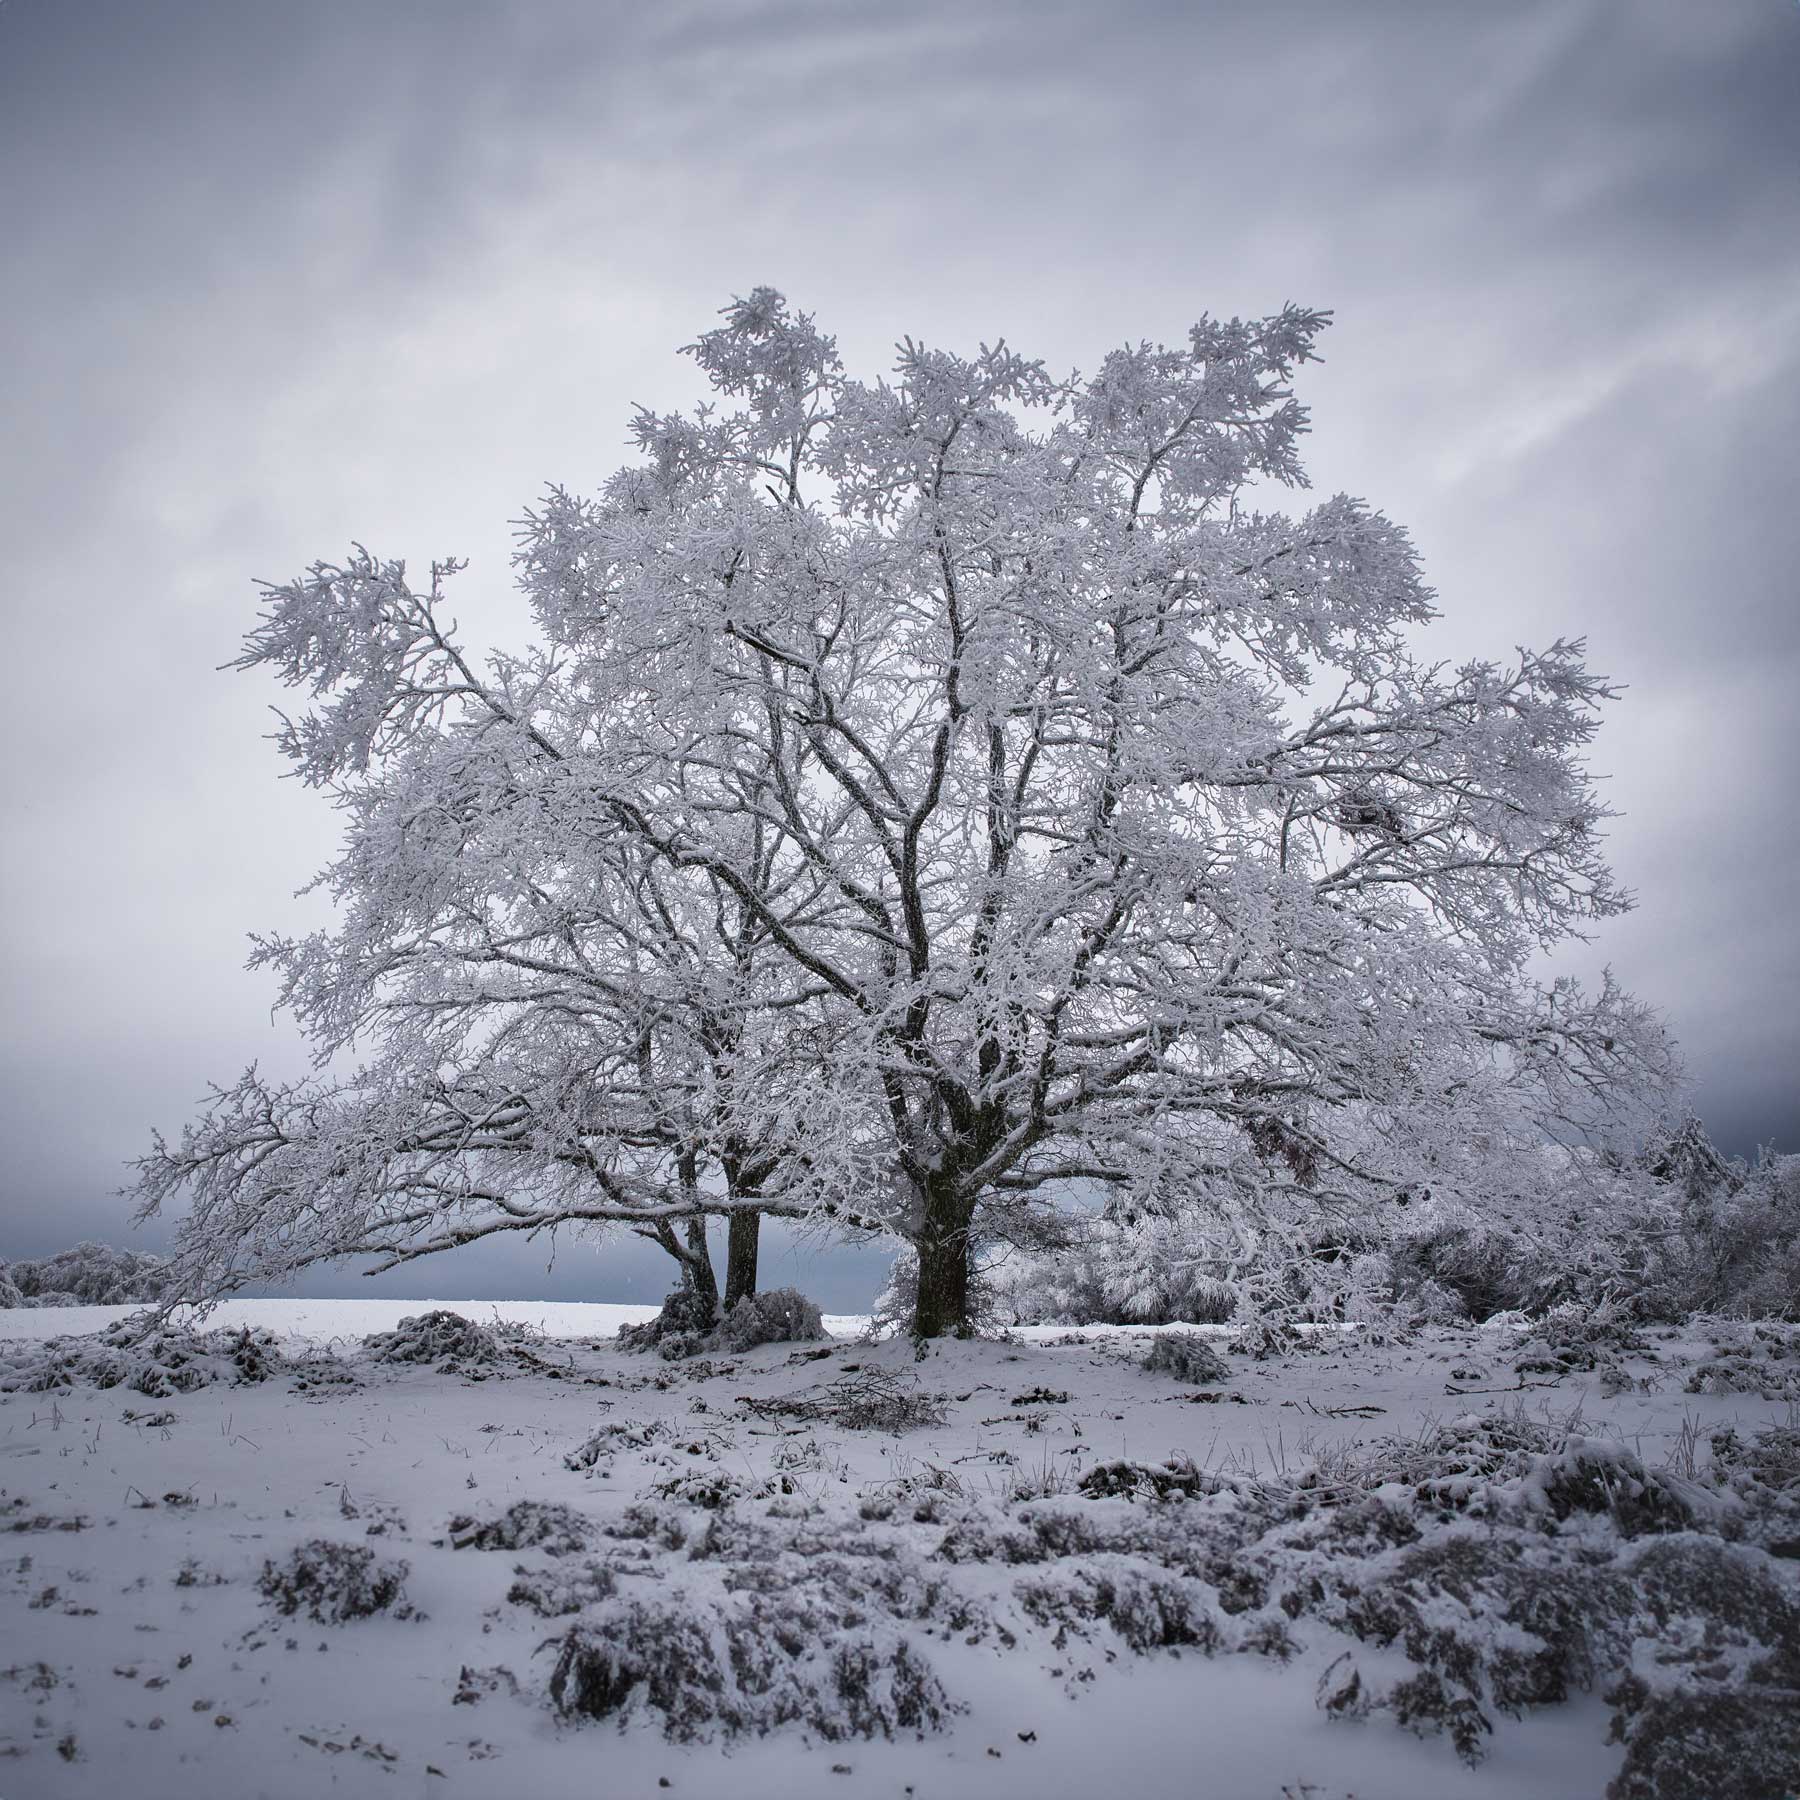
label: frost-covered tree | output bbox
[133,290,1675,1334]
[131,740,846,1310]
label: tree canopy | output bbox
[132,290,1675,1334]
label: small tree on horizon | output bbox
[132,289,1676,1335]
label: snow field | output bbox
[2,1303,1797,1799]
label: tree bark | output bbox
[911,1177,973,1338]
[723,1211,761,1311]
[683,1214,721,1321]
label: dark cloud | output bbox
[3,0,1794,1295]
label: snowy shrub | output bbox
[1002,1121,1799,1336]
[222,1326,283,1383]
[1140,1333,1229,1385]
[287,1347,359,1392]
[0,1321,283,1396]
[363,1309,502,1368]
[448,1500,593,1557]
[1708,1420,1800,1513]
[1512,1308,1649,1376]
[1297,1410,1568,1516]
[650,1470,765,1510]
[1683,1327,1800,1400]
[1516,1436,1707,1537]
[714,1287,825,1352]
[1020,1565,1223,1653]
[562,1419,666,1472]
[0,1241,171,1308]
[1429,1125,1800,1326]
[615,1288,717,1359]
[1050,1485,1639,1762]
[1601,1537,1800,1799]
[1605,1683,1800,1800]
[506,1560,617,1618]
[993,1218,1239,1328]
[607,1500,691,1551]
[616,1283,826,1359]
[1310,1537,1639,1762]
[543,1605,714,1733]
[258,1541,409,1623]
[1078,1457,1212,1503]
[859,1458,970,1522]
[1384,1219,1562,1322]
[950,1405,1800,1773]
[827,1637,955,1739]
[547,1598,954,1741]
[452,1664,522,1706]
[1627,1123,1800,1321]
[1000,1455,1085,1503]
[1626,1535,1799,1652]
[1376,1161,1689,1326]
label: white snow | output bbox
[3,1303,1794,1798]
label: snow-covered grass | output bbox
[3,1302,1797,1798]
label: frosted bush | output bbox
[258,1541,410,1623]
[1385,1219,1561,1321]
[448,1500,594,1557]
[1078,1457,1213,1503]
[506,1561,617,1618]
[995,1122,1799,1338]
[364,1309,501,1368]
[1140,1334,1229,1385]
[0,1241,171,1308]
[0,1321,284,1396]
[714,1287,824,1351]
[615,1285,827,1358]
[547,1593,953,1741]
[1389,1128,1800,1326]
[994,1220,1238,1328]
[563,1419,666,1473]
[651,1469,766,1510]
[615,1288,716,1358]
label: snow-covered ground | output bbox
[3,1302,1796,1799]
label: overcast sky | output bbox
[2,0,1795,1306]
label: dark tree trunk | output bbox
[652,1212,720,1323]
[723,1211,761,1311]
[683,1215,721,1321]
[912,1177,973,1338]
[660,1150,721,1323]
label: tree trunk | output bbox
[683,1215,721,1321]
[723,1210,761,1311]
[912,1178,973,1338]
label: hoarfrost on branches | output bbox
[132,290,1676,1335]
